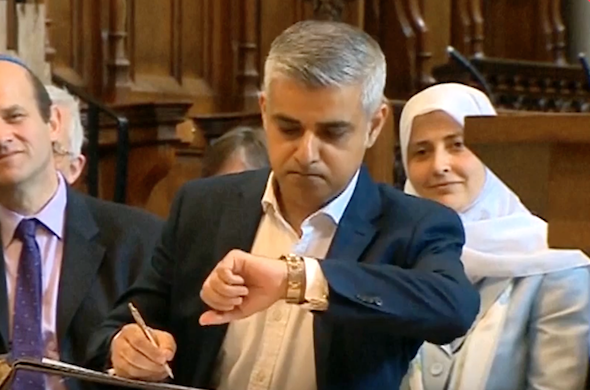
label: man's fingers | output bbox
[154,330,177,361]
[217,266,245,285]
[199,309,242,326]
[200,287,243,311]
[112,337,168,381]
[123,328,168,365]
[210,275,248,298]
[120,343,168,376]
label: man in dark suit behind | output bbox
[0,56,163,389]
[87,21,480,390]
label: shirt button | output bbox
[430,362,444,376]
[254,371,266,383]
[271,310,283,322]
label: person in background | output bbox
[0,55,164,390]
[87,21,479,390]
[45,85,86,185]
[201,125,269,177]
[399,83,590,390]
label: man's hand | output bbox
[199,249,288,325]
[110,324,177,381]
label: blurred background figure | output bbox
[46,85,86,185]
[201,126,269,177]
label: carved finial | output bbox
[308,0,351,21]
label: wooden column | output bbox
[549,0,566,64]
[107,0,131,101]
[44,0,55,78]
[309,0,352,21]
[0,0,7,52]
[406,0,435,89]
[236,0,261,111]
[451,0,484,57]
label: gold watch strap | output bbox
[280,254,307,304]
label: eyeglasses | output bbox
[52,142,76,158]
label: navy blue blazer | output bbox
[86,167,479,390]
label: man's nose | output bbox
[293,131,320,166]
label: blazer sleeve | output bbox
[85,186,186,371]
[527,267,590,390]
[317,206,480,344]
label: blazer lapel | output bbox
[315,167,382,387]
[213,170,268,260]
[325,168,381,262]
[56,189,105,348]
[0,249,9,351]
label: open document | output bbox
[0,357,206,390]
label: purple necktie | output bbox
[11,219,44,390]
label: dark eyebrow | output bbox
[272,114,301,126]
[317,120,353,130]
[409,140,430,149]
[0,105,26,116]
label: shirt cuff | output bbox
[302,257,329,311]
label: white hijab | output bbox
[400,83,590,281]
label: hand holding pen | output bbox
[109,303,177,381]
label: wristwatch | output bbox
[279,253,307,304]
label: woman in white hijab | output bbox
[400,83,590,390]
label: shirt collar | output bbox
[261,169,360,225]
[0,173,68,248]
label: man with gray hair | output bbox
[45,85,86,184]
[89,20,479,390]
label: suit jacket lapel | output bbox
[325,167,381,262]
[56,189,105,348]
[0,248,9,351]
[213,170,268,260]
[315,167,381,387]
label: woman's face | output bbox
[406,110,486,212]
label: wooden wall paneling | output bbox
[5,0,16,52]
[422,0,451,68]
[234,0,261,112]
[106,0,131,100]
[180,0,216,114]
[258,0,305,75]
[481,0,566,62]
[208,0,238,111]
[450,0,483,57]
[469,0,484,57]
[97,101,191,208]
[549,0,566,64]
[363,101,395,185]
[451,0,472,56]
[49,0,95,88]
[406,0,434,89]
[539,0,555,63]
[0,0,7,52]
[377,0,417,99]
[44,4,56,70]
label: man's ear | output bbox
[259,91,268,129]
[365,102,390,149]
[48,105,62,143]
[68,154,86,184]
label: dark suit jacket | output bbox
[0,188,163,389]
[86,167,480,390]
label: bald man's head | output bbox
[0,55,52,123]
[0,59,61,190]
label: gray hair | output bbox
[263,20,386,115]
[45,85,85,158]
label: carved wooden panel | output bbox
[481,0,566,62]
[0,0,7,52]
[48,0,102,91]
